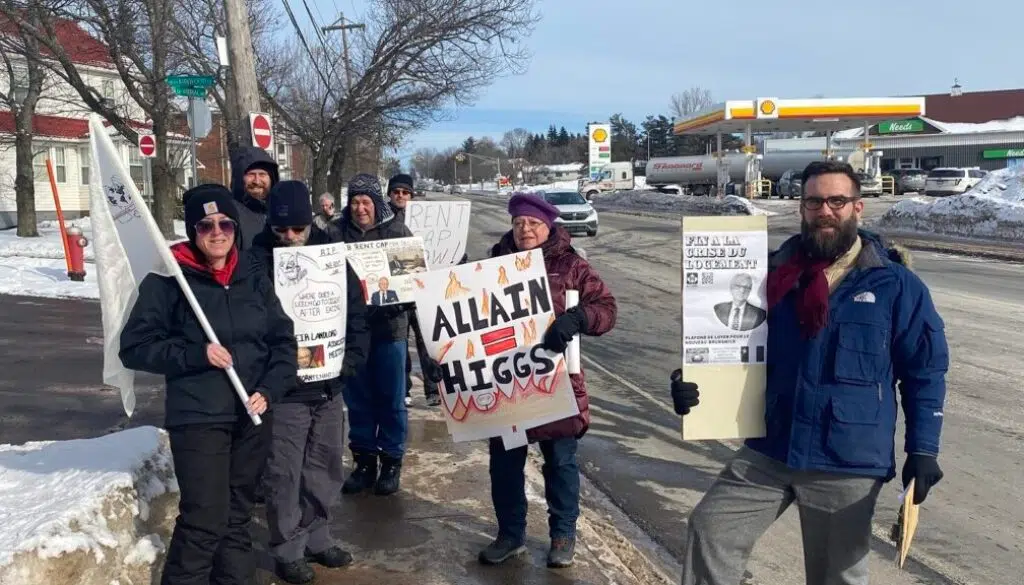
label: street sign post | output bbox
[249,112,274,151]
[138,134,157,158]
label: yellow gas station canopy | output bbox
[673,97,926,135]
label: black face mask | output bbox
[800,215,859,261]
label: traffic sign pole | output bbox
[188,97,198,187]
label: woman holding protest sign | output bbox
[118,184,298,585]
[336,173,426,497]
[475,192,618,568]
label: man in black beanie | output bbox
[251,180,370,584]
[230,146,280,250]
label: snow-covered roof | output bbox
[834,116,1024,139]
[529,163,583,173]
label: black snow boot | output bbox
[341,451,378,494]
[274,559,315,584]
[374,456,403,495]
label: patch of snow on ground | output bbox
[0,219,187,300]
[0,426,174,567]
[876,166,1024,241]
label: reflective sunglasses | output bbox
[801,195,859,211]
[195,218,237,235]
[272,225,309,235]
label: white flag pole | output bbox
[90,116,260,425]
[565,289,581,374]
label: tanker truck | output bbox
[579,148,872,198]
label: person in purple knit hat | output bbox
[474,192,618,568]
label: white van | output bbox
[924,167,986,197]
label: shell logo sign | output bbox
[591,127,608,143]
[756,97,779,119]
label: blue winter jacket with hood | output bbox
[745,229,949,481]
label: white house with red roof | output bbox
[0,18,193,229]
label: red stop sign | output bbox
[250,114,273,150]
[139,134,156,158]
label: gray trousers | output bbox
[682,446,883,585]
[265,398,346,562]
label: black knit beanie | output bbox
[183,184,240,244]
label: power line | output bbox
[280,0,335,95]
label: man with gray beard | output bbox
[251,180,370,584]
[669,161,949,585]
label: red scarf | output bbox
[171,242,239,286]
[766,253,832,338]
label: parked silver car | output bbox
[886,168,927,194]
[541,191,599,237]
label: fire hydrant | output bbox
[65,226,88,282]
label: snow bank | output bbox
[0,426,178,585]
[0,257,100,300]
[591,190,774,217]
[876,166,1024,242]
[0,219,186,262]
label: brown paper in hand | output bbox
[891,478,920,569]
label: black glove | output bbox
[422,356,445,383]
[670,368,699,416]
[901,454,943,504]
[541,307,587,354]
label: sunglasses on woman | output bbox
[195,218,237,235]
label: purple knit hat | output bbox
[508,192,559,228]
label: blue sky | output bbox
[311,0,1024,166]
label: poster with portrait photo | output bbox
[681,227,768,365]
[345,236,428,306]
[679,215,769,442]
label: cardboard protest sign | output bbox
[413,251,579,449]
[404,200,471,268]
[680,215,768,441]
[273,243,348,383]
[345,236,427,306]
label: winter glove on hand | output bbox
[422,356,445,384]
[901,454,943,504]
[541,307,587,354]
[670,368,700,416]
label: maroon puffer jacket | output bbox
[489,225,617,442]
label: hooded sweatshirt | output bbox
[230,146,280,250]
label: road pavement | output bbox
[452,191,1024,585]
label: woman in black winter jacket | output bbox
[119,184,297,585]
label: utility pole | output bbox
[224,0,262,150]
[322,12,365,96]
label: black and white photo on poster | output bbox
[682,229,768,366]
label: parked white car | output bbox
[540,191,599,237]
[924,167,986,197]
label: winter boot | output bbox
[478,536,527,565]
[374,456,403,495]
[341,451,377,494]
[274,559,315,584]
[307,545,353,568]
[547,536,576,568]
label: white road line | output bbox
[581,353,678,417]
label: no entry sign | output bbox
[249,112,274,151]
[138,134,156,158]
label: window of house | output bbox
[11,65,29,96]
[101,80,115,100]
[54,147,67,183]
[129,148,145,193]
[80,146,90,185]
[32,148,48,180]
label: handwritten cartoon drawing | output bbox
[276,252,309,287]
[104,176,141,224]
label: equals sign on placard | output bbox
[481,326,517,356]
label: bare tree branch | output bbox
[670,86,714,119]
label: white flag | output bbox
[88,115,178,416]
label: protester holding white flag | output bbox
[118,185,298,585]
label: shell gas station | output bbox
[672,96,927,197]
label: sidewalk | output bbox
[248,379,672,585]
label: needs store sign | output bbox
[877,119,924,134]
[982,148,1024,159]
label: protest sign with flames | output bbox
[413,251,579,448]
